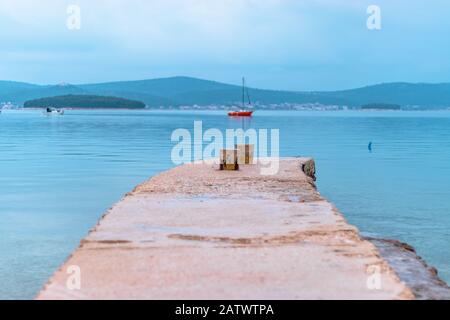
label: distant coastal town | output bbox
[3,100,449,111]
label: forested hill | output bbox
[23,95,146,109]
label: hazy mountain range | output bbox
[1,76,450,109]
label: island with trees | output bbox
[23,94,146,109]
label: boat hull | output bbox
[228,111,253,117]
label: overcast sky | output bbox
[1,0,449,90]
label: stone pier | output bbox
[37,158,414,300]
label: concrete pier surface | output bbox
[37,158,415,300]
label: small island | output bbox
[23,94,146,109]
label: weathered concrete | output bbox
[37,158,413,300]
[368,238,450,300]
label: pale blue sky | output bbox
[1,0,449,90]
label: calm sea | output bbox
[1,109,449,299]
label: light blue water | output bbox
[1,109,449,299]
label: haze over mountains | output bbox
[1,76,450,109]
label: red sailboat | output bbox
[228,78,254,117]
[228,110,253,117]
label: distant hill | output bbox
[0,81,40,96]
[320,82,450,107]
[0,82,87,105]
[3,77,450,108]
[23,95,146,109]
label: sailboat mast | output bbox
[242,77,245,109]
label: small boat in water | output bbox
[45,107,64,115]
[228,110,254,117]
[228,77,254,117]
